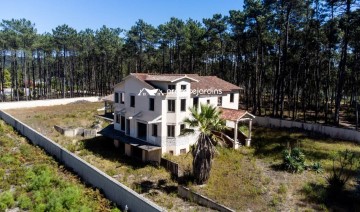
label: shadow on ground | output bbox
[300,182,360,211]
[133,179,178,195]
[80,136,148,169]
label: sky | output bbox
[1,0,244,34]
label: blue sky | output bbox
[1,0,244,33]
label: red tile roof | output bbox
[219,107,254,121]
[190,75,241,92]
[130,73,241,92]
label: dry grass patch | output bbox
[6,102,211,211]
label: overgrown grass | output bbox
[167,127,360,211]
[252,127,360,172]
[6,102,209,211]
[0,120,119,211]
[167,148,271,211]
[8,102,360,211]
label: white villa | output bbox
[99,73,255,163]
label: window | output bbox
[180,99,186,111]
[180,148,186,154]
[120,93,124,104]
[167,125,175,137]
[230,93,234,103]
[217,97,222,106]
[116,114,120,124]
[130,95,135,107]
[180,124,185,134]
[168,84,176,91]
[181,84,187,91]
[149,98,154,111]
[152,124,158,137]
[193,97,199,109]
[120,116,125,131]
[168,100,175,112]
[207,99,210,104]
[115,92,119,103]
[169,151,174,155]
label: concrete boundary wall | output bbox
[254,116,360,142]
[160,158,182,178]
[0,97,101,110]
[178,186,235,212]
[0,110,164,212]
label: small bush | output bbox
[17,194,32,210]
[0,191,15,208]
[26,166,53,191]
[0,203,7,212]
[311,162,323,173]
[282,148,306,173]
[301,182,327,203]
[278,183,287,195]
[326,150,360,195]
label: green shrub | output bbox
[17,194,32,210]
[311,162,323,173]
[61,186,82,209]
[34,203,46,212]
[26,166,53,191]
[0,191,15,208]
[326,150,359,195]
[0,203,7,212]
[282,148,306,173]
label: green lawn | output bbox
[0,120,119,211]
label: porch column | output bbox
[246,119,252,147]
[234,120,239,149]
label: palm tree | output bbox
[183,104,227,184]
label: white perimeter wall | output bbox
[0,97,101,110]
[254,116,360,142]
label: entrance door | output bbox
[137,122,147,141]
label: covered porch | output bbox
[219,107,255,149]
[99,124,162,164]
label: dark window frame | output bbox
[217,96,222,106]
[120,93,124,104]
[193,97,199,109]
[168,99,176,112]
[180,99,186,112]
[149,98,155,111]
[115,92,119,103]
[120,116,125,131]
[181,84,187,91]
[130,95,135,107]
[168,84,176,91]
[180,124,185,133]
[230,93,234,103]
[167,125,175,137]
[152,124,158,137]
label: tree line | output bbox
[0,0,359,127]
